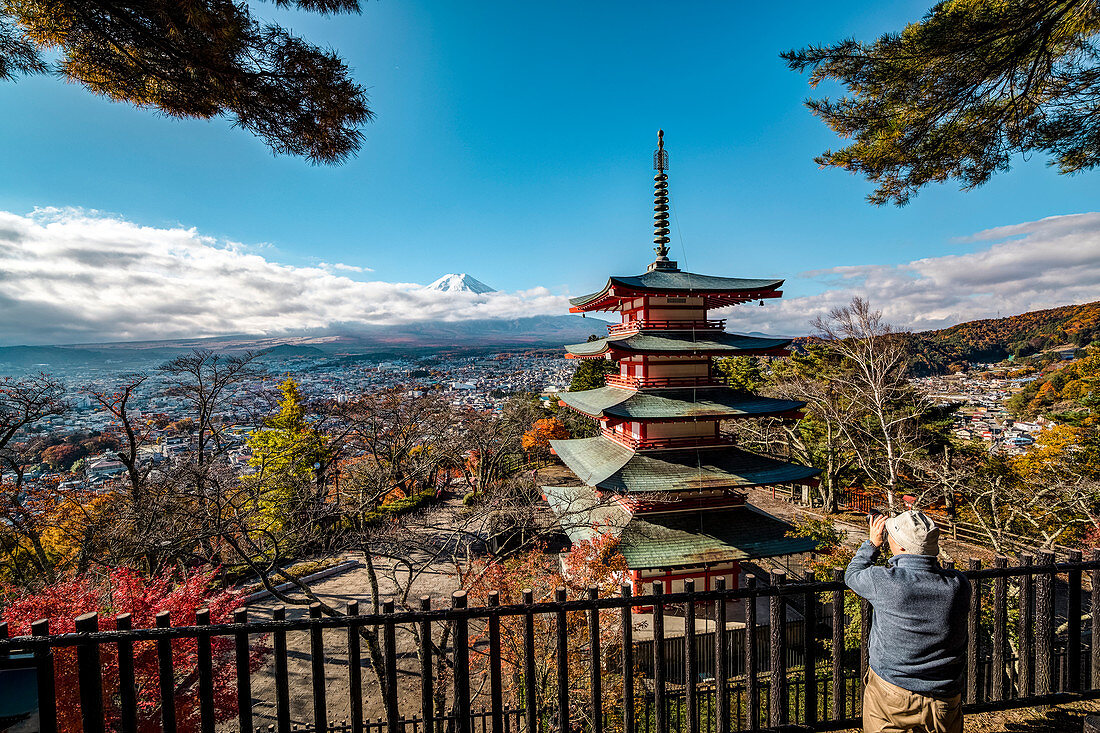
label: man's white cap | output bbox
[886,509,940,556]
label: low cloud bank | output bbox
[1,208,1097,345]
[720,212,1100,336]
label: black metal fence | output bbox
[3,550,1100,733]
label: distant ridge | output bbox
[794,300,1100,375]
[426,273,496,294]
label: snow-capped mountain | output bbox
[426,273,496,294]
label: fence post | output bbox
[652,581,666,733]
[524,589,538,733]
[196,608,216,733]
[1036,551,1055,697]
[555,586,570,733]
[115,613,138,733]
[488,591,504,733]
[714,577,728,733]
[830,569,844,721]
[416,598,431,733]
[1092,550,1100,691]
[587,586,603,733]
[678,580,694,733]
[75,612,104,733]
[453,591,471,733]
[234,608,254,733]
[1019,554,1034,697]
[1068,549,1083,693]
[745,577,758,732]
[31,619,57,733]
[769,569,787,729]
[620,584,635,733]
[803,584,818,726]
[967,558,981,703]
[310,604,331,733]
[156,610,178,733]
[992,557,1007,702]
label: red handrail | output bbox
[605,374,726,389]
[607,319,725,335]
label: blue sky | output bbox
[1,1,1098,344]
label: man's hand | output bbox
[869,513,889,548]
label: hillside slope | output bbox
[906,301,1100,374]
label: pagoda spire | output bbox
[649,130,679,272]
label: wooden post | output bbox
[714,577,728,733]
[652,582,666,733]
[1036,551,1055,696]
[1068,549,1083,692]
[489,592,504,733]
[768,570,787,729]
[76,612,105,733]
[830,569,844,721]
[967,558,981,703]
[684,580,697,733]
[31,619,57,733]
[859,598,871,688]
[115,613,138,733]
[157,611,179,733]
[745,578,758,732]
[196,608,216,733]
[524,589,538,733]
[1019,554,1034,697]
[310,604,330,733]
[1091,550,1100,691]
[452,591,471,733]
[416,598,431,733]
[621,585,634,733]
[992,557,1007,702]
[235,608,254,733]
[803,587,818,726]
[587,587,603,733]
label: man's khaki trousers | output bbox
[863,668,962,733]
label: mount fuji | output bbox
[426,273,497,294]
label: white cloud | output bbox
[2,208,1098,346]
[718,212,1100,337]
[0,208,569,345]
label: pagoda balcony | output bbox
[606,373,727,389]
[601,428,737,451]
[607,318,725,335]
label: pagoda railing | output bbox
[602,429,736,451]
[5,552,1100,733]
[608,319,725,335]
[606,374,726,389]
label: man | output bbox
[845,509,971,733]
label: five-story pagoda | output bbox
[545,132,821,596]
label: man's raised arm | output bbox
[845,513,888,599]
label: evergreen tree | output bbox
[568,359,617,392]
[715,355,764,391]
[784,1,1100,205]
[1,0,369,163]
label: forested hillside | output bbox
[903,301,1100,375]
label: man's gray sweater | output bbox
[845,541,971,696]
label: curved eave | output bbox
[569,273,785,313]
[559,386,806,422]
[564,331,793,358]
[549,435,821,493]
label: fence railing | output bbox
[2,551,1100,733]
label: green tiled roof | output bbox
[618,506,819,569]
[565,331,791,357]
[559,386,805,421]
[549,435,821,493]
[570,271,784,308]
[541,484,817,569]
